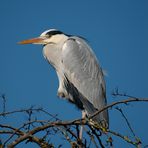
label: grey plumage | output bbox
[19,29,109,127]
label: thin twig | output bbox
[0,108,43,117]
[116,107,136,137]
[108,129,141,146]
[0,94,6,115]
[90,98,148,120]
[87,124,104,148]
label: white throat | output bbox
[50,34,68,44]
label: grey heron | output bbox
[19,29,109,130]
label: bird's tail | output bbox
[78,93,109,128]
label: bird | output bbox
[19,29,109,131]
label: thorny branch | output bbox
[0,91,148,147]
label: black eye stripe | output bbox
[46,30,63,37]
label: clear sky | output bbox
[0,0,148,147]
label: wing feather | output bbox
[62,37,108,125]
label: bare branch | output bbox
[0,107,43,117]
[1,92,148,147]
[90,98,148,120]
[108,129,141,147]
[115,107,136,137]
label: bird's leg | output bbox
[79,110,86,140]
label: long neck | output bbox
[42,35,68,70]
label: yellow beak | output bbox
[18,37,45,44]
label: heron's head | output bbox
[19,29,68,45]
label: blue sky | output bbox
[0,0,148,147]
